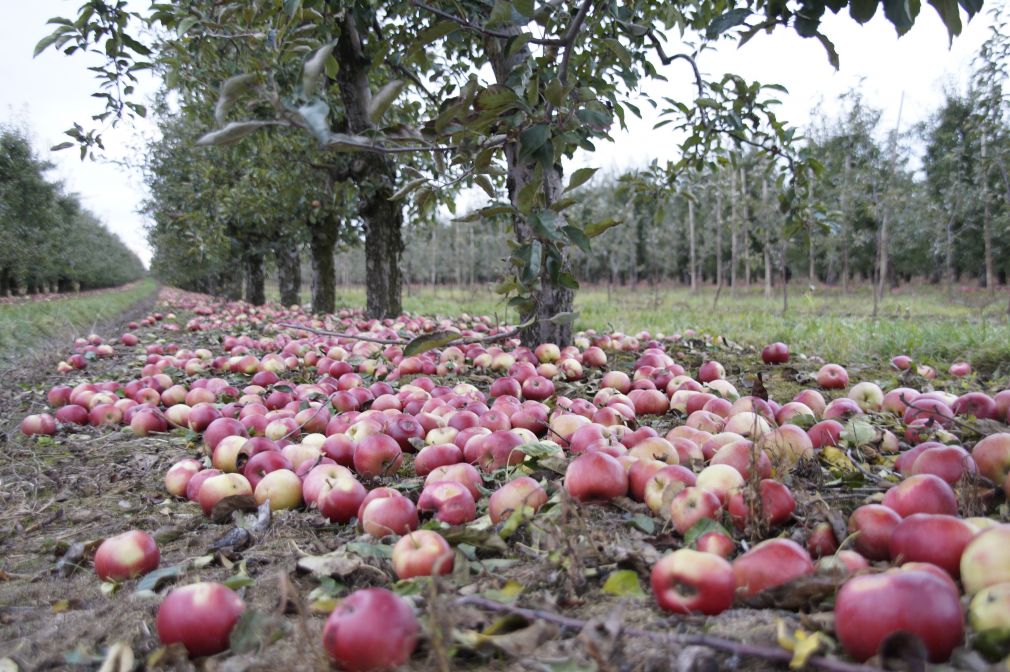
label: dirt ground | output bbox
[0,288,1006,671]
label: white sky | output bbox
[0,1,995,266]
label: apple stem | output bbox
[455,595,880,672]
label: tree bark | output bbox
[245,251,266,306]
[841,155,851,294]
[730,169,738,296]
[740,166,750,288]
[982,134,994,295]
[310,212,339,314]
[761,178,772,299]
[688,197,698,293]
[276,243,302,307]
[715,179,723,299]
[336,14,403,319]
[490,36,573,346]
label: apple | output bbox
[322,588,418,671]
[94,530,160,581]
[888,513,976,578]
[806,420,843,449]
[968,583,1010,652]
[47,384,72,407]
[776,402,815,426]
[627,436,680,464]
[203,417,248,453]
[732,539,813,598]
[882,474,958,517]
[761,342,790,364]
[414,443,463,476]
[317,476,368,523]
[952,392,997,419]
[197,473,253,515]
[417,480,478,525]
[157,582,245,657]
[360,494,419,538]
[806,522,838,558]
[722,412,771,439]
[651,549,735,615]
[815,364,848,389]
[793,389,826,418]
[188,403,222,433]
[186,468,221,502]
[425,463,483,501]
[302,463,354,505]
[710,440,772,480]
[392,530,454,579]
[21,413,57,436]
[726,479,795,530]
[848,504,902,561]
[759,425,814,466]
[698,361,725,383]
[130,408,168,436]
[902,397,954,427]
[695,465,744,503]
[843,382,883,412]
[353,434,404,479]
[628,389,668,416]
[253,468,302,510]
[564,451,628,502]
[834,570,963,663]
[971,433,1010,485]
[668,487,722,535]
[165,458,203,497]
[960,525,1010,594]
[816,550,869,576]
[882,387,920,416]
[696,531,735,558]
[643,465,697,515]
[910,444,976,484]
[55,404,89,425]
[600,370,632,393]
[387,416,425,451]
[488,476,548,524]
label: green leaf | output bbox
[706,8,752,38]
[883,0,921,34]
[841,419,876,447]
[683,518,731,548]
[176,16,199,37]
[601,38,631,67]
[527,240,542,280]
[547,311,579,325]
[562,226,591,254]
[474,175,496,198]
[602,570,645,597]
[33,31,61,58]
[815,33,840,70]
[513,0,535,17]
[284,0,302,18]
[565,167,598,192]
[530,211,562,240]
[367,80,406,124]
[50,142,75,152]
[135,564,183,593]
[518,124,550,164]
[626,514,655,534]
[475,85,520,113]
[323,133,379,152]
[412,20,458,51]
[544,78,565,107]
[224,574,255,590]
[403,331,461,357]
[298,99,331,143]
[195,121,275,146]
[928,0,963,41]
[584,218,621,238]
[303,42,336,98]
[848,0,878,23]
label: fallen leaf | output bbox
[602,570,645,597]
[296,552,362,578]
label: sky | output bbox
[0,1,997,267]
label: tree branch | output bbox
[411,0,566,46]
[557,0,595,86]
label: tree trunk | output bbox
[762,178,772,299]
[730,169,738,296]
[276,243,302,307]
[740,166,750,288]
[945,208,956,301]
[245,252,266,306]
[841,155,851,294]
[780,239,788,315]
[688,197,698,293]
[336,14,403,319]
[219,261,243,301]
[310,212,339,314]
[982,135,994,295]
[715,180,723,299]
[491,36,573,346]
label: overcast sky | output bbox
[0,2,995,266]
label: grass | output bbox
[271,281,1010,370]
[0,278,158,361]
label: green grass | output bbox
[0,278,158,360]
[270,282,1010,370]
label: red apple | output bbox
[696,531,735,558]
[651,549,735,615]
[564,451,628,502]
[360,494,419,538]
[94,530,160,581]
[882,474,958,517]
[165,458,202,498]
[157,582,245,657]
[353,434,404,479]
[888,513,976,578]
[815,364,848,389]
[317,476,368,523]
[910,444,976,484]
[971,433,1010,485]
[698,361,725,383]
[732,538,813,598]
[521,375,555,401]
[392,530,454,579]
[21,413,57,436]
[848,504,902,561]
[417,480,477,525]
[761,342,790,364]
[668,487,722,535]
[322,588,418,671]
[488,476,549,524]
[197,473,253,515]
[834,570,963,662]
[806,522,838,558]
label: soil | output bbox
[0,288,1006,672]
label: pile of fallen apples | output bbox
[19,300,1010,668]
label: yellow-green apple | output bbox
[157,582,245,657]
[253,468,302,510]
[847,382,884,412]
[198,473,252,515]
[644,465,696,515]
[971,433,1010,485]
[961,525,1010,594]
[94,530,160,581]
[651,549,735,615]
[695,464,745,503]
